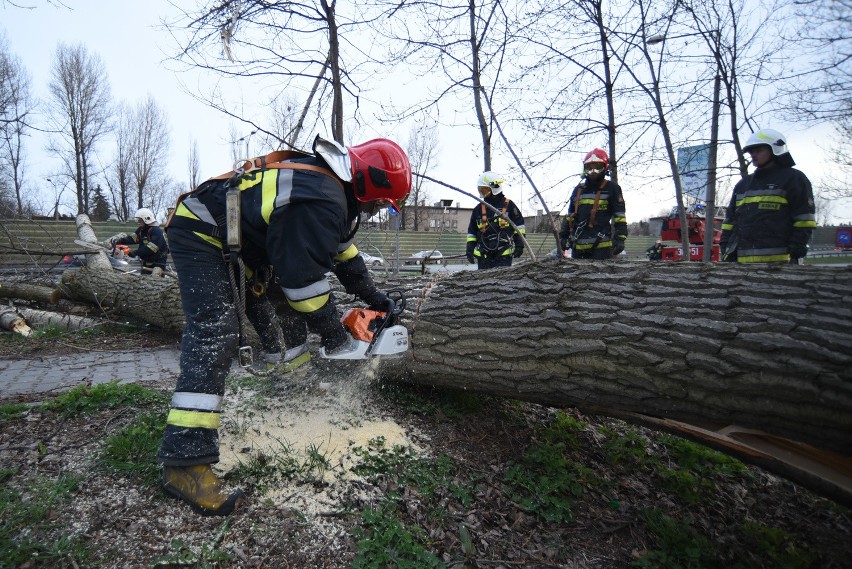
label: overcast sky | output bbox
[3,1,850,224]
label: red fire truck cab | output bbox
[660,211,722,262]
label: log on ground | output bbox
[404,259,852,456]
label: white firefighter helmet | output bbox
[134,208,158,225]
[477,171,505,192]
[742,128,789,156]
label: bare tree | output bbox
[404,119,439,231]
[106,101,133,221]
[129,95,170,210]
[164,1,379,145]
[106,95,170,220]
[188,138,200,191]
[0,36,34,217]
[46,43,112,215]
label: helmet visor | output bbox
[584,164,605,176]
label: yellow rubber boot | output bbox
[280,343,310,372]
[162,465,245,516]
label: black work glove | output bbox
[612,239,625,256]
[513,246,524,258]
[789,243,808,260]
[362,288,391,312]
[465,242,476,264]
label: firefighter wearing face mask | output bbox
[156,135,412,516]
[559,148,627,260]
[720,128,816,264]
[465,171,526,270]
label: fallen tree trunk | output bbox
[60,266,185,332]
[54,254,852,503]
[404,260,852,456]
[0,305,31,336]
[17,307,109,331]
[0,281,62,304]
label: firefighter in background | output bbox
[720,128,815,264]
[465,171,526,270]
[646,239,664,261]
[103,207,170,275]
[559,148,627,260]
[157,135,411,516]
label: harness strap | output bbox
[480,198,509,229]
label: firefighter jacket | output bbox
[466,192,525,259]
[116,224,169,268]
[720,162,816,263]
[559,177,627,253]
[167,154,378,319]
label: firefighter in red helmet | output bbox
[559,148,627,260]
[157,134,411,516]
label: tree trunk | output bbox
[0,281,63,304]
[59,266,185,332]
[0,306,31,336]
[402,260,852,456]
[17,307,109,332]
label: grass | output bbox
[503,412,595,523]
[228,436,336,493]
[0,474,89,568]
[98,410,167,487]
[41,380,168,418]
[633,508,715,569]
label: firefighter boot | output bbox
[162,465,245,516]
[280,343,310,372]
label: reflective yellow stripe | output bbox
[739,254,790,263]
[736,195,788,206]
[288,293,330,313]
[175,202,200,220]
[167,409,221,429]
[793,220,817,228]
[335,244,358,261]
[721,223,733,231]
[261,170,277,224]
[192,232,223,248]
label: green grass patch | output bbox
[734,522,815,569]
[353,501,445,569]
[0,474,88,568]
[350,437,482,567]
[633,508,715,569]
[652,434,750,504]
[0,402,29,423]
[228,436,335,493]
[501,412,598,523]
[98,410,166,487]
[40,380,167,418]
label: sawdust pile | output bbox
[215,359,422,517]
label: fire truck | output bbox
[659,206,723,261]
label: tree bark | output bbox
[17,307,108,332]
[402,260,852,456]
[0,281,62,304]
[59,266,185,332]
[0,306,31,336]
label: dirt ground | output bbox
[1,330,851,568]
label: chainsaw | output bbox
[320,290,409,360]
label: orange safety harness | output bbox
[480,197,510,230]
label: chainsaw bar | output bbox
[74,239,106,250]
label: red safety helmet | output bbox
[349,138,412,213]
[583,148,609,168]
